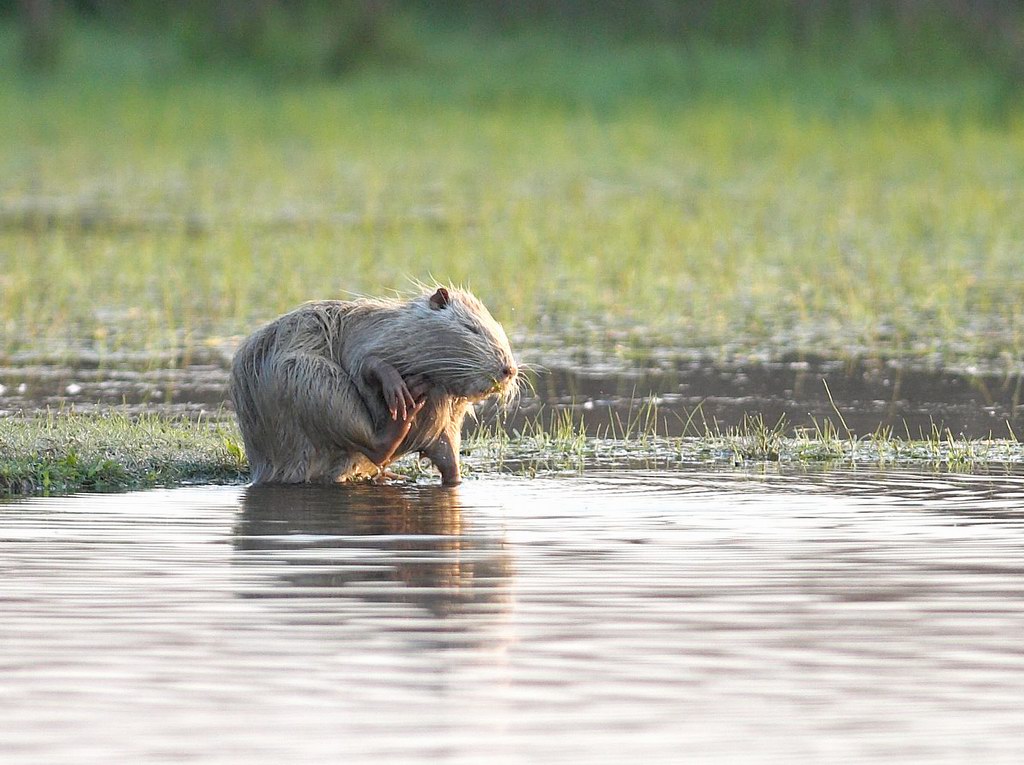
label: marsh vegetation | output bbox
[3,5,1023,365]
[4,408,1024,498]
[2,2,1023,493]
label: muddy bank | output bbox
[2,352,1021,439]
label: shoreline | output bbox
[3,411,1024,499]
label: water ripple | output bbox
[2,469,1024,763]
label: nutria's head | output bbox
[403,286,520,403]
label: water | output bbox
[3,354,1022,438]
[3,470,1024,763]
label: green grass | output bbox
[464,407,1024,478]
[0,412,246,496]
[1,21,1023,368]
[3,410,1023,498]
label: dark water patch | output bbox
[0,362,229,417]
[3,470,1024,762]
[500,357,1024,439]
[2,355,1022,438]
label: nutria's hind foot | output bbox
[372,468,411,484]
[363,396,426,466]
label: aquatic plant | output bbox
[0,21,1022,369]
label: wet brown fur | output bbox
[229,287,518,485]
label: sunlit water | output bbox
[3,470,1024,763]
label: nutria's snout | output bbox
[470,362,520,401]
[487,361,520,403]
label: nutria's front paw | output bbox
[381,373,418,421]
[422,435,461,486]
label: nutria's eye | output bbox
[464,323,482,336]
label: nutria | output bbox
[229,286,519,486]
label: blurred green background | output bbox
[2,1,1023,367]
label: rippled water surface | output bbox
[3,470,1024,763]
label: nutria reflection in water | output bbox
[230,286,520,487]
[233,484,513,621]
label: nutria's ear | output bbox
[429,287,451,310]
